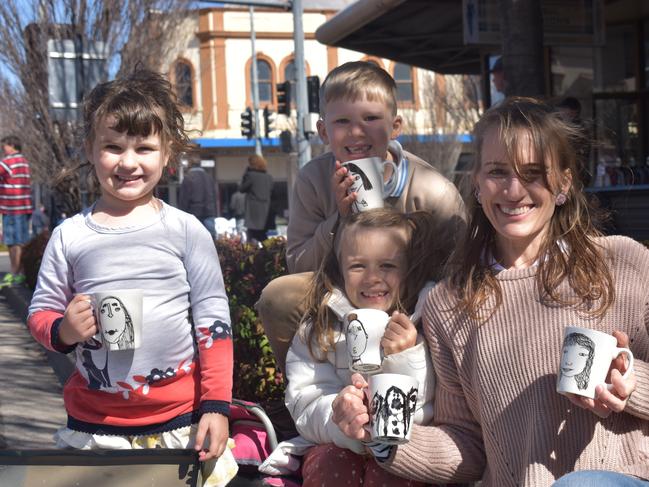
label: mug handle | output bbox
[382,160,398,196]
[605,347,634,391]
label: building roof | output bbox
[315,0,484,74]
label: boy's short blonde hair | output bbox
[319,61,398,118]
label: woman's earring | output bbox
[474,190,482,205]
[555,192,567,206]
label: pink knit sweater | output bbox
[383,236,649,486]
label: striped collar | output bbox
[386,140,409,199]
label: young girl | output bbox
[332,97,649,486]
[27,69,236,484]
[284,208,437,487]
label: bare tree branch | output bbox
[0,0,192,219]
[400,72,481,189]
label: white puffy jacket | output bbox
[284,287,435,454]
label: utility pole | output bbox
[249,6,263,156]
[292,0,311,168]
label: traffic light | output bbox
[263,106,275,139]
[307,75,320,113]
[276,81,291,116]
[240,107,254,139]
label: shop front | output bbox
[316,0,649,240]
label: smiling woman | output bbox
[331,97,649,487]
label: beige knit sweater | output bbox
[383,235,649,486]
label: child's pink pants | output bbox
[301,443,427,487]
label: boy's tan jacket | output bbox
[286,144,467,275]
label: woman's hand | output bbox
[194,412,229,461]
[58,294,98,346]
[567,330,636,418]
[382,311,418,356]
[331,373,371,442]
[331,160,355,217]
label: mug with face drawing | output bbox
[367,373,418,444]
[343,157,398,213]
[556,326,634,399]
[91,289,143,351]
[344,308,390,373]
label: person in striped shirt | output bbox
[0,135,32,285]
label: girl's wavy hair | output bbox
[82,67,195,168]
[448,96,613,320]
[303,208,439,360]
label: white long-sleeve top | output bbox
[285,287,435,454]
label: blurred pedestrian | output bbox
[490,57,506,106]
[179,156,218,238]
[0,135,32,286]
[239,154,274,243]
[229,190,246,235]
[31,203,50,236]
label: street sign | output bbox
[47,38,108,120]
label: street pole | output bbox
[249,6,263,156]
[292,0,311,168]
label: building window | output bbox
[254,59,273,104]
[174,61,194,108]
[393,63,414,103]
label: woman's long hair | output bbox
[449,97,614,320]
[303,208,438,360]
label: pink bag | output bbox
[229,399,277,467]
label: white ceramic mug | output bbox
[556,326,634,399]
[344,308,390,373]
[91,289,143,351]
[343,157,398,213]
[368,373,418,444]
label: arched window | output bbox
[393,63,414,104]
[174,60,194,108]
[253,59,273,104]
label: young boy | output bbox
[257,61,466,372]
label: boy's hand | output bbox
[331,160,356,217]
[194,412,229,461]
[382,311,418,356]
[58,294,98,346]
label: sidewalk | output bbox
[0,253,67,450]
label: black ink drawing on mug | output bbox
[99,296,135,350]
[560,332,595,390]
[370,385,417,438]
[345,162,371,211]
[81,338,111,390]
[346,313,368,366]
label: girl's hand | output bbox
[567,330,636,418]
[331,160,355,217]
[194,412,229,461]
[58,294,98,346]
[382,311,418,356]
[331,373,371,442]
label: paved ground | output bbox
[0,252,67,450]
